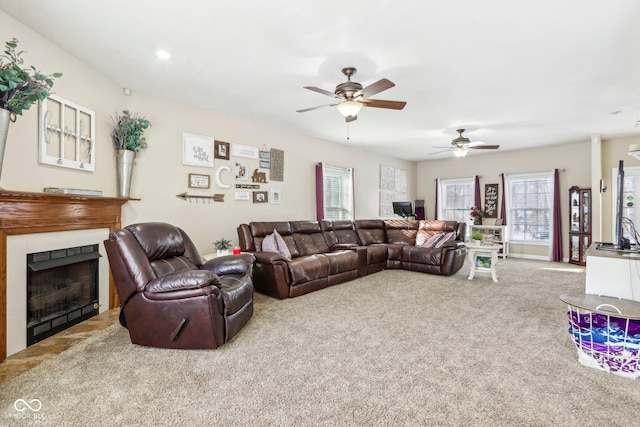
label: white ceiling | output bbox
[2,0,640,160]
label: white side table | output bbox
[465,243,503,283]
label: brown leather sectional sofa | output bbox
[237,219,467,299]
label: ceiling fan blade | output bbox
[359,78,395,98]
[429,149,452,155]
[470,145,500,150]
[360,99,407,110]
[303,86,344,99]
[345,115,358,123]
[296,103,339,113]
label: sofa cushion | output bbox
[288,254,330,285]
[291,221,331,256]
[384,220,418,245]
[355,220,386,245]
[262,229,292,260]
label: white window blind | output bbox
[323,165,354,220]
[438,177,475,222]
[505,172,553,243]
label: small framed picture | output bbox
[253,191,268,203]
[214,140,230,160]
[270,188,281,204]
[259,160,271,169]
[188,173,210,189]
[235,162,249,180]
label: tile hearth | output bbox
[0,308,119,386]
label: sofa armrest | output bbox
[252,251,291,264]
[203,253,256,276]
[145,270,222,299]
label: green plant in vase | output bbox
[0,38,62,180]
[111,110,151,198]
[471,230,483,245]
[214,238,233,256]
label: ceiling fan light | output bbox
[452,147,468,158]
[336,101,363,118]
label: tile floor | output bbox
[0,308,119,386]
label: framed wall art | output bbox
[182,132,214,167]
[39,94,96,172]
[188,173,210,189]
[253,191,268,203]
[271,188,282,204]
[231,143,259,159]
[235,162,249,180]
[214,140,230,160]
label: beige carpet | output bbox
[1,259,639,426]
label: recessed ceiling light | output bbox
[156,50,171,60]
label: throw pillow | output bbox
[420,232,444,248]
[262,229,292,260]
[434,232,455,248]
[272,229,292,260]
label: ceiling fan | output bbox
[432,129,500,157]
[296,67,407,122]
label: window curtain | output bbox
[500,173,507,225]
[434,178,439,220]
[315,162,324,220]
[474,175,481,209]
[552,168,563,261]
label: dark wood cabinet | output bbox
[569,186,591,265]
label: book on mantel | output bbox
[43,187,103,196]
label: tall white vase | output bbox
[115,149,135,198]
[0,109,11,183]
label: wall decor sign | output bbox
[231,143,259,159]
[214,140,230,160]
[235,184,260,189]
[39,94,96,171]
[259,160,270,169]
[183,132,214,167]
[484,183,499,218]
[235,191,251,201]
[215,165,231,188]
[270,148,284,181]
[188,173,210,189]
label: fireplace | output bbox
[0,189,130,361]
[26,244,100,346]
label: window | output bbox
[321,164,354,220]
[438,177,475,222]
[505,172,553,243]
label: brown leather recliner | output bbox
[104,222,255,349]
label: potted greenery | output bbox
[0,38,62,178]
[214,238,233,256]
[111,110,151,197]
[471,230,483,245]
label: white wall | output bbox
[0,11,416,254]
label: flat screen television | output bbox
[597,159,630,252]
[392,201,413,218]
[614,160,625,249]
